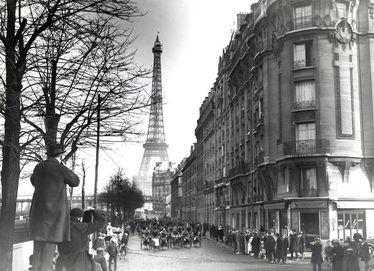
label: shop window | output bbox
[337,212,365,241]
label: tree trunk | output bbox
[0,1,23,269]
[0,61,22,271]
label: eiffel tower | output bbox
[135,35,169,198]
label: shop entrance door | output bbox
[301,212,319,248]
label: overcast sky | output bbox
[19,0,254,196]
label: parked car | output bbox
[367,238,374,257]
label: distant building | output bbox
[170,161,185,218]
[181,144,197,221]
[152,161,174,215]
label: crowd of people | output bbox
[206,223,373,271]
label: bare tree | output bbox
[0,1,151,269]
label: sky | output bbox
[18,0,254,196]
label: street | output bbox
[113,235,314,271]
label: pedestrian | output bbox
[106,238,119,271]
[283,233,289,262]
[343,247,360,271]
[310,237,323,271]
[218,224,224,242]
[290,230,300,260]
[324,240,333,270]
[94,247,107,271]
[29,144,80,271]
[93,232,106,251]
[331,239,344,271]
[265,231,276,263]
[251,231,261,258]
[275,233,286,263]
[299,231,305,259]
[56,208,107,271]
[360,238,371,271]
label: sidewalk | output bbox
[203,236,312,260]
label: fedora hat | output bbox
[47,144,65,156]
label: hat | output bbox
[96,247,104,253]
[47,144,65,156]
[70,208,84,218]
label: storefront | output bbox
[335,201,374,241]
[290,201,328,248]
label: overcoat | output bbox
[310,242,323,265]
[342,250,360,271]
[275,236,285,259]
[29,157,80,242]
[57,211,107,271]
[265,235,276,251]
[290,233,300,252]
[251,234,261,256]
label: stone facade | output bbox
[187,0,374,245]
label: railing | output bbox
[293,100,317,110]
[228,162,251,178]
[293,58,314,69]
[284,139,330,156]
[292,15,313,30]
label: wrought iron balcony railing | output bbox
[293,58,314,69]
[293,100,317,110]
[292,15,313,30]
[284,139,330,156]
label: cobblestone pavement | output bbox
[113,235,315,271]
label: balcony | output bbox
[293,58,315,69]
[292,100,317,111]
[284,139,330,156]
[228,162,251,178]
[291,15,313,30]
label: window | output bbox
[336,3,347,19]
[296,81,315,102]
[296,123,316,141]
[295,80,316,109]
[294,4,312,29]
[294,41,313,68]
[300,167,317,191]
[296,123,316,154]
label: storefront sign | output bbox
[264,203,285,210]
[336,201,374,209]
[291,201,327,209]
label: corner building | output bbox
[203,0,374,247]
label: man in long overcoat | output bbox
[265,231,276,262]
[29,144,80,271]
[251,231,261,258]
[310,237,323,271]
[275,233,286,263]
